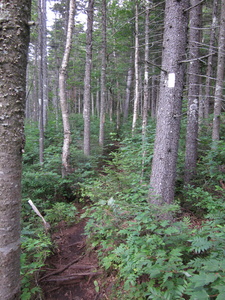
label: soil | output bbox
[39,211,113,300]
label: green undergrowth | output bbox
[84,199,225,299]
[82,130,225,300]
[20,114,117,299]
[21,201,78,300]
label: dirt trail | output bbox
[39,217,105,300]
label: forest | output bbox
[0,0,225,299]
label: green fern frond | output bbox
[189,236,212,253]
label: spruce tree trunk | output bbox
[184,0,202,185]
[99,0,107,147]
[83,0,94,156]
[38,0,48,164]
[123,56,133,123]
[0,1,31,299]
[149,0,189,205]
[142,0,151,137]
[204,0,219,120]
[59,0,75,177]
[212,0,225,141]
[132,2,139,133]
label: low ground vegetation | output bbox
[21,114,225,299]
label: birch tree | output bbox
[0,0,31,298]
[149,0,189,205]
[59,0,75,177]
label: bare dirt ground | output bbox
[39,215,112,300]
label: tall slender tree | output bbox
[212,0,225,141]
[142,0,152,137]
[132,1,140,133]
[99,0,107,147]
[38,0,48,164]
[83,0,94,156]
[59,0,76,177]
[123,55,133,123]
[0,0,31,298]
[204,0,219,120]
[149,0,189,205]
[184,0,202,185]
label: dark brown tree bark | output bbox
[149,0,189,205]
[184,0,202,185]
[0,1,31,299]
[83,0,94,156]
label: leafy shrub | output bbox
[21,225,52,300]
[45,202,77,225]
[84,196,225,299]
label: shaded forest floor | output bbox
[39,210,114,300]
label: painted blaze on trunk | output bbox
[149,0,189,205]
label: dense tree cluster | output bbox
[1,0,225,298]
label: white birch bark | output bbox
[59,0,75,177]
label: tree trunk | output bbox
[150,75,158,118]
[0,1,31,299]
[83,0,94,156]
[184,0,202,185]
[142,0,151,138]
[212,0,225,141]
[149,0,189,205]
[141,0,151,179]
[123,56,133,123]
[204,0,219,120]
[99,0,107,148]
[59,0,76,177]
[132,2,139,133]
[38,0,48,164]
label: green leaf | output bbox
[216,293,225,300]
[192,272,219,288]
[189,288,209,299]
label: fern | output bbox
[189,236,212,253]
